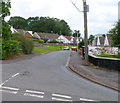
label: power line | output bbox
[69,0,83,13]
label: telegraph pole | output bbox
[82,0,89,64]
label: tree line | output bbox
[8,16,72,36]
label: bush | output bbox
[12,33,34,54]
[1,39,20,59]
[78,41,84,49]
[39,40,44,43]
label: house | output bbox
[33,32,41,39]
[13,28,33,37]
[34,32,59,41]
[25,31,33,37]
[58,35,72,43]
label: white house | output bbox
[58,35,72,43]
[33,32,41,39]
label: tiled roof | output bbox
[64,36,72,41]
[37,33,59,40]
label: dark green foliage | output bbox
[9,16,72,36]
[2,39,20,59]
[109,21,120,47]
[1,0,12,40]
[8,16,28,29]
[2,20,12,39]
[12,33,34,54]
[88,35,94,44]
[1,0,11,19]
[22,38,34,54]
[78,41,84,49]
[43,39,48,43]
[72,30,81,37]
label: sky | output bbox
[7,0,119,37]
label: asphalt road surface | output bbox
[1,51,119,101]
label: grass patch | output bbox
[43,45,64,51]
[94,53,120,58]
[33,47,49,54]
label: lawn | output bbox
[43,45,64,51]
[33,47,49,54]
[33,45,78,54]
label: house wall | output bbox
[25,32,32,37]
[58,36,71,43]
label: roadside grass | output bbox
[43,45,64,51]
[33,47,49,54]
[94,53,120,58]
[33,45,78,54]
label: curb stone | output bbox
[68,52,120,92]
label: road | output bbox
[1,51,119,101]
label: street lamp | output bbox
[82,0,89,65]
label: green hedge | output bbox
[1,40,20,59]
[12,33,34,54]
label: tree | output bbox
[109,21,120,54]
[9,16,72,36]
[8,16,27,29]
[72,30,81,37]
[88,35,94,45]
[1,0,11,39]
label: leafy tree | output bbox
[1,0,11,39]
[9,16,72,36]
[8,16,27,29]
[72,30,81,37]
[88,35,94,45]
[109,21,120,54]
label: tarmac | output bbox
[68,51,120,92]
[1,51,120,92]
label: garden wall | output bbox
[88,54,120,71]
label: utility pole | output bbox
[82,0,89,64]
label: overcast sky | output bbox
[8,0,119,37]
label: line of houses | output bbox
[11,27,83,44]
[11,27,113,47]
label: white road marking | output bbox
[80,98,96,101]
[52,93,71,99]
[24,93,44,98]
[26,90,44,95]
[11,73,20,78]
[0,89,17,94]
[0,73,20,87]
[52,97,72,101]
[1,86,19,91]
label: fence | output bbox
[88,55,120,71]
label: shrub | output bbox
[2,39,20,59]
[39,40,44,43]
[78,41,84,49]
[12,33,34,54]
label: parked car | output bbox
[63,46,69,50]
[71,47,77,51]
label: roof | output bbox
[15,29,26,35]
[37,33,59,40]
[64,36,72,41]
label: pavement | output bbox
[68,51,120,92]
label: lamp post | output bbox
[82,0,89,64]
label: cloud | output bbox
[8,0,119,37]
